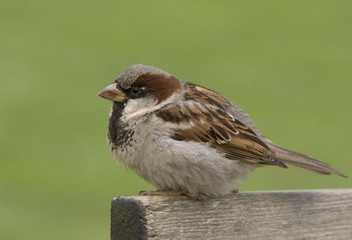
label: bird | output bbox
[97,64,346,200]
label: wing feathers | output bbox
[156,83,287,168]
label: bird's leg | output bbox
[138,190,206,200]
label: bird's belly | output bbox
[111,133,257,196]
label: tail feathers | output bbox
[267,143,347,178]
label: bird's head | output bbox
[97,64,182,116]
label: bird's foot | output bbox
[232,189,239,194]
[138,190,206,200]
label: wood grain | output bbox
[111,189,352,240]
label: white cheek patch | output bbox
[123,92,181,121]
[123,97,158,117]
[122,97,167,122]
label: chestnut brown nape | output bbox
[133,73,182,103]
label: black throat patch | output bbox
[108,102,135,148]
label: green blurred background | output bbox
[1,0,351,239]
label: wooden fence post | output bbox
[111,189,352,239]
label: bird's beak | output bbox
[97,83,126,102]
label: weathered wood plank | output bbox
[111,189,352,240]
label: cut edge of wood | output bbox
[111,196,148,240]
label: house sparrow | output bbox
[97,64,346,199]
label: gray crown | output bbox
[115,64,172,89]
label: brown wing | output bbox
[156,83,287,168]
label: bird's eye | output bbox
[130,86,142,97]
